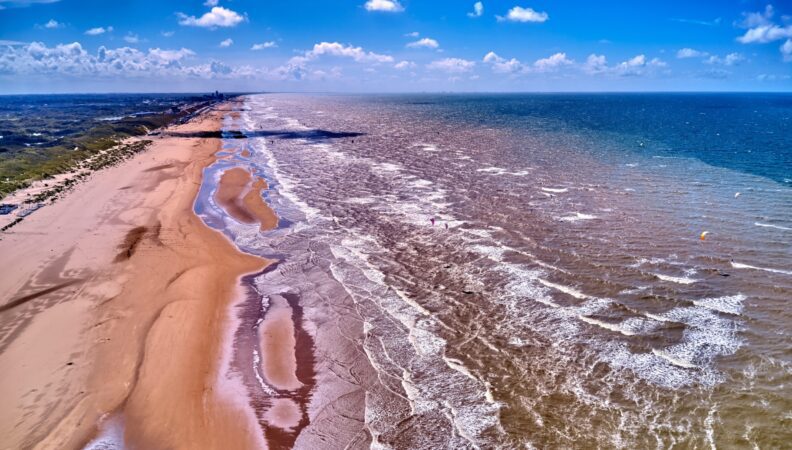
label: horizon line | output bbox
[1,89,791,96]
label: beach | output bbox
[0,101,323,449]
[1,93,790,449]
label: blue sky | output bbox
[0,0,790,93]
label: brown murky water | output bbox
[196,94,791,449]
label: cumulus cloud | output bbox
[406,38,439,49]
[161,31,175,37]
[0,40,286,84]
[483,51,574,74]
[482,51,522,73]
[85,26,112,35]
[735,5,792,61]
[0,41,203,77]
[219,38,233,47]
[427,57,475,73]
[405,31,420,37]
[363,0,403,13]
[468,2,483,18]
[533,52,573,72]
[738,5,774,29]
[612,54,666,76]
[292,42,393,64]
[251,41,277,50]
[580,54,666,76]
[497,6,548,23]
[737,24,792,43]
[394,60,415,70]
[178,6,245,28]
[582,54,608,74]
[124,34,140,44]
[704,52,744,66]
[43,19,62,29]
[274,41,393,80]
[676,48,707,58]
[203,0,218,6]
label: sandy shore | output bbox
[0,103,271,449]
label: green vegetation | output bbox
[0,94,219,199]
[0,113,185,198]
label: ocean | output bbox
[197,93,791,448]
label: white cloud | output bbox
[363,0,403,13]
[756,72,791,81]
[736,6,792,61]
[0,41,216,78]
[583,54,608,74]
[178,6,245,28]
[612,54,666,76]
[468,2,483,18]
[394,60,415,70]
[274,42,393,81]
[533,52,572,71]
[219,38,233,47]
[161,31,175,37]
[203,0,218,6]
[427,57,475,73]
[251,41,277,50]
[294,42,393,64]
[482,51,523,73]
[147,47,195,63]
[85,26,112,36]
[704,52,744,66]
[124,34,140,44]
[497,6,548,23]
[738,5,774,28]
[0,40,26,46]
[737,24,792,44]
[406,38,439,49]
[782,39,792,62]
[44,19,62,29]
[405,31,419,37]
[676,48,707,58]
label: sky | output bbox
[0,0,790,93]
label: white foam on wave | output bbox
[754,222,791,231]
[326,232,502,444]
[536,277,588,299]
[731,261,792,275]
[541,187,568,193]
[477,165,532,176]
[578,315,636,336]
[651,348,697,369]
[693,294,746,315]
[653,273,699,284]
[558,212,597,222]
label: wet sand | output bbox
[215,167,278,231]
[0,103,272,449]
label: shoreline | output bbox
[0,101,273,448]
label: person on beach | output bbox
[430,217,435,226]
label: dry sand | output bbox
[0,103,271,449]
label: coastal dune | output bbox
[0,104,271,449]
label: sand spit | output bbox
[215,167,278,231]
[0,102,270,449]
